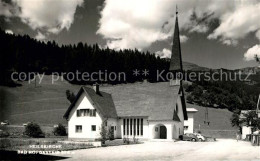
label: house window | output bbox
[77,109,95,117]
[90,109,96,117]
[141,119,143,136]
[130,119,132,135]
[123,118,144,137]
[77,110,80,117]
[134,119,136,135]
[91,125,96,131]
[184,126,188,130]
[84,109,90,116]
[127,119,129,135]
[137,119,139,135]
[76,125,82,133]
[123,119,126,135]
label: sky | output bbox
[0,0,260,69]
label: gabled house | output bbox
[184,107,198,134]
[64,11,188,140]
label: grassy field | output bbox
[0,75,237,137]
[188,104,237,138]
[0,75,81,125]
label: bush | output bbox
[53,124,67,136]
[123,137,130,144]
[100,122,107,144]
[107,128,114,140]
[24,122,44,138]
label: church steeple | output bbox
[169,6,183,72]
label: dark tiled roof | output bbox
[102,83,187,121]
[169,16,183,71]
[82,87,117,118]
[63,86,117,119]
[64,83,188,121]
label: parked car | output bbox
[179,133,199,142]
[1,120,9,125]
[193,133,206,141]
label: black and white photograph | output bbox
[0,0,260,160]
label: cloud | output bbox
[180,35,188,43]
[208,2,260,45]
[189,24,208,33]
[0,1,15,17]
[97,0,239,50]
[244,44,260,61]
[14,0,84,34]
[155,48,171,58]
[5,29,13,35]
[97,0,177,50]
[98,0,260,49]
[0,0,83,37]
[35,32,46,40]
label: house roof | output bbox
[63,86,117,119]
[102,82,187,121]
[64,83,188,121]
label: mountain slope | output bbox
[182,62,210,71]
[0,75,236,136]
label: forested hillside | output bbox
[184,80,259,111]
[0,28,168,85]
[0,28,259,112]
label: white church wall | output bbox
[68,93,103,140]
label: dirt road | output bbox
[51,139,260,161]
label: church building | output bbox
[64,11,188,140]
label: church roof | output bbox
[169,13,183,71]
[102,83,187,121]
[64,83,188,121]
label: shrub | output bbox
[133,136,138,143]
[24,122,44,138]
[107,128,114,140]
[123,137,130,144]
[53,124,67,136]
[100,122,107,144]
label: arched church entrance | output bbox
[153,124,167,139]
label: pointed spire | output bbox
[169,6,183,72]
